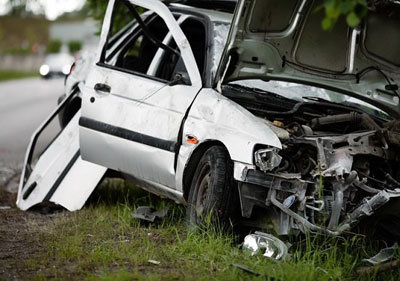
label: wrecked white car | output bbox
[18,0,400,239]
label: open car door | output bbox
[16,93,107,211]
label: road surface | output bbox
[0,78,64,191]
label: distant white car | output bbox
[39,53,75,78]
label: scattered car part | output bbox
[131,206,169,223]
[243,231,289,260]
[231,263,262,277]
[363,244,399,265]
[232,263,279,281]
[148,259,161,265]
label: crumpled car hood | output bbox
[216,0,400,118]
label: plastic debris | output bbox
[243,231,289,260]
[131,206,169,223]
[148,260,160,265]
[363,243,399,265]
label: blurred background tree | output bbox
[320,0,368,30]
[7,0,44,17]
[84,0,369,32]
[86,0,143,34]
[46,39,62,54]
[86,0,108,34]
[68,40,82,54]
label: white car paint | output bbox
[18,0,281,210]
[80,0,281,200]
[17,112,106,211]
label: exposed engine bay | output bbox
[223,84,400,238]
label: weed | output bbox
[15,179,400,280]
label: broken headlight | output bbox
[255,147,282,172]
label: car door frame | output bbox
[79,0,204,197]
[95,0,202,88]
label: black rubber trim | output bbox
[44,150,80,201]
[79,117,177,152]
[23,182,37,200]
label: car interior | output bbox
[102,1,207,84]
[155,18,206,82]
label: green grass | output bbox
[25,179,400,280]
[0,71,38,82]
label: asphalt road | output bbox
[0,77,64,174]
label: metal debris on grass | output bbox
[363,243,399,265]
[131,206,169,223]
[231,263,261,276]
[232,263,278,280]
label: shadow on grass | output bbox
[86,178,186,226]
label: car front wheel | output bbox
[186,146,238,231]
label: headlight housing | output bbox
[255,148,282,172]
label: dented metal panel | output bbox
[183,88,282,164]
[175,88,282,190]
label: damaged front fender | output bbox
[176,88,282,191]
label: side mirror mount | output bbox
[169,72,190,86]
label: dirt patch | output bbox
[0,190,58,280]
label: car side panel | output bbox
[175,88,282,191]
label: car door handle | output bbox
[94,83,111,94]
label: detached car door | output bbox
[79,0,202,188]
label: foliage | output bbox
[84,0,145,35]
[320,0,368,30]
[3,48,31,55]
[85,0,370,33]
[86,0,109,35]
[68,40,82,54]
[7,0,43,17]
[0,71,38,81]
[46,39,62,54]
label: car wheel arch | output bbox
[182,140,230,202]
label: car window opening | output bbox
[155,18,206,82]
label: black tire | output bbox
[186,146,238,231]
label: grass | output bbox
[23,179,400,280]
[0,71,38,82]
